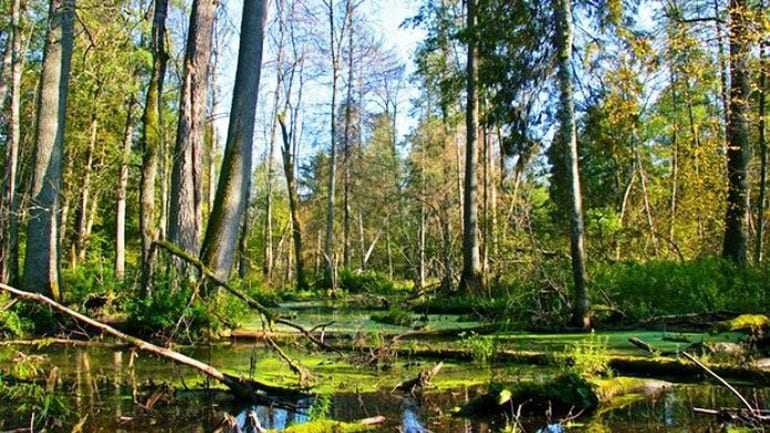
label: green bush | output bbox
[123,275,249,342]
[564,331,611,378]
[370,308,415,327]
[339,269,394,294]
[591,258,770,322]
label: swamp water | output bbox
[1,304,765,432]
[1,343,766,432]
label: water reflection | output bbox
[232,398,312,431]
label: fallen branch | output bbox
[154,240,338,352]
[393,362,443,394]
[0,283,303,402]
[680,351,757,414]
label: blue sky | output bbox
[213,0,425,159]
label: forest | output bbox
[1,0,770,432]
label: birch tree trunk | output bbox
[115,99,134,281]
[459,0,483,294]
[140,0,169,292]
[168,0,216,255]
[200,0,267,279]
[554,0,589,329]
[722,0,751,264]
[22,0,75,300]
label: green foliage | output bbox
[0,294,27,338]
[61,258,123,306]
[0,353,70,430]
[462,333,499,364]
[370,308,415,327]
[339,269,395,294]
[123,275,249,342]
[564,331,612,378]
[591,258,770,322]
[307,393,332,420]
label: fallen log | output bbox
[0,283,304,402]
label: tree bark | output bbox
[22,0,75,300]
[140,0,169,292]
[459,0,483,294]
[0,0,24,285]
[342,1,354,270]
[723,0,751,264]
[555,0,589,329]
[200,0,267,279]
[73,107,99,268]
[168,0,216,255]
[278,116,307,290]
[756,1,767,263]
[324,0,341,290]
[116,98,135,281]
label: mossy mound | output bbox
[455,373,598,418]
[274,420,372,433]
[715,314,769,334]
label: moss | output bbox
[274,420,372,433]
[716,314,770,333]
[369,308,416,327]
[455,373,599,418]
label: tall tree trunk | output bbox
[555,0,589,329]
[324,0,340,291]
[0,30,12,106]
[459,0,482,293]
[0,0,24,285]
[278,116,306,289]
[257,0,287,280]
[116,98,135,281]
[200,0,267,279]
[715,0,730,154]
[22,0,75,300]
[670,96,679,246]
[723,0,751,264]
[342,2,354,270]
[140,0,169,292]
[756,1,767,263]
[73,108,99,268]
[168,0,216,255]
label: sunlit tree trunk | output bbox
[324,0,342,291]
[723,0,751,264]
[459,0,483,293]
[168,0,216,255]
[140,0,169,293]
[554,0,589,329]
[116,98,135,281]
[200,0,267,279]
[22,0,75,300]
[72,106,99,268]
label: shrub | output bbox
[339,269,394,294]
[564,331,611,378]
[370,308,415,327]
[591,258,770,322]
[123,275,249,342]
[462,333,499,364]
